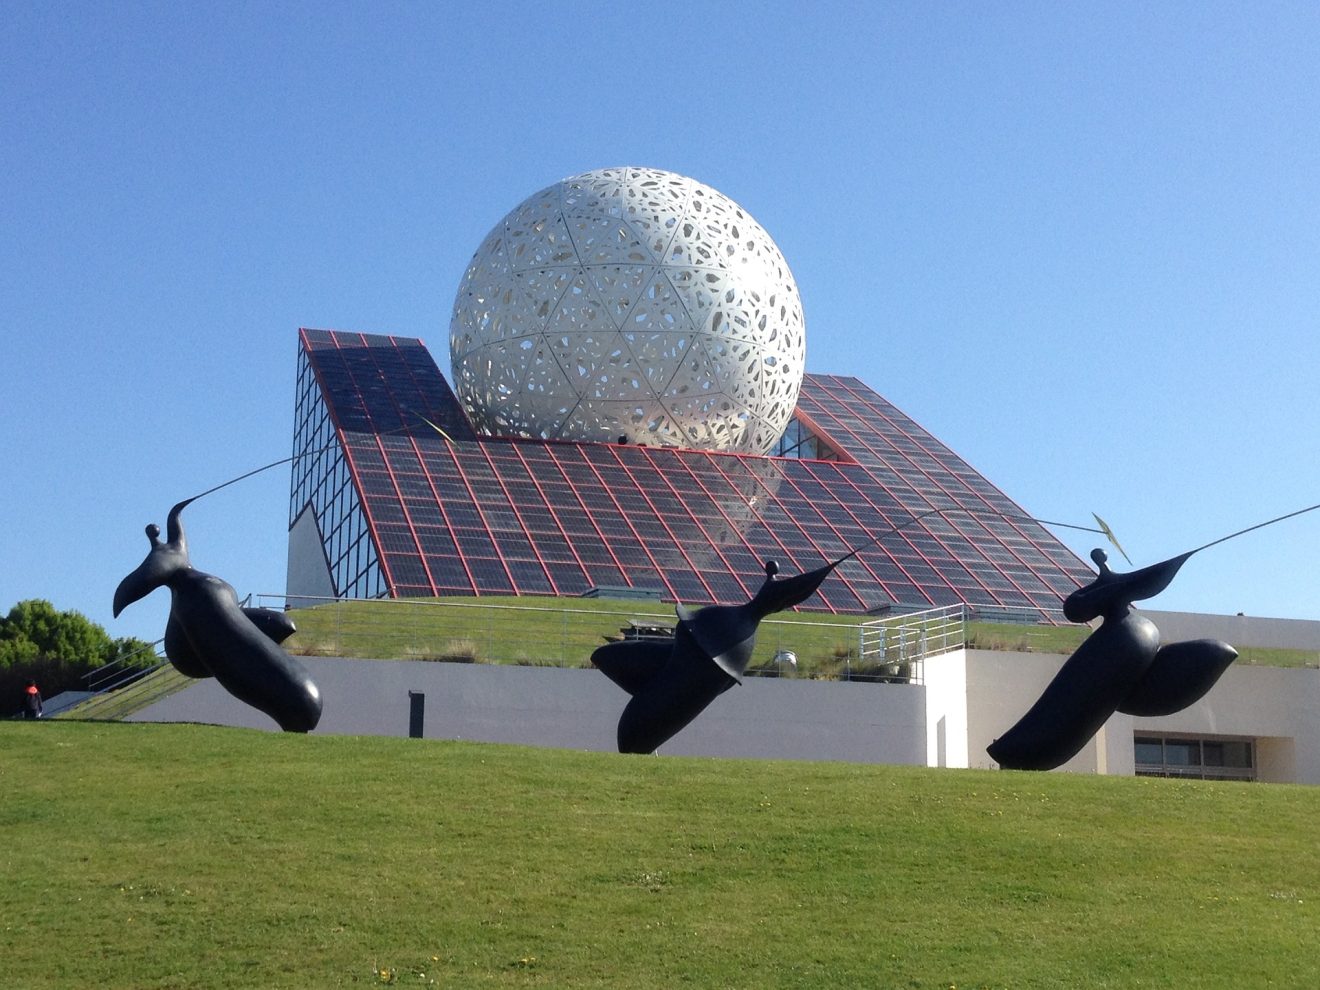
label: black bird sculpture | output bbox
[114,499,322,733]
[162,603,297,679]
[593,559,836,753]
[986,548,1237,771]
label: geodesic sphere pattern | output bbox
[449,167,805,454]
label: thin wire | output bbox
[183,417,442,505]
[186,455,305,504]
[831,507,1105,567]
[1189,501,1320,556]
[833,499,1320,572]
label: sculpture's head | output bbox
[1062,547,1194,623]
[112,501,194,616]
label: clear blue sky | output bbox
[4,1,1318,645]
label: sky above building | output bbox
[4,2,1318,645]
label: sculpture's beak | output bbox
[113,561,158,617]
[114,516,188,618]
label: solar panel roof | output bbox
[293,328,1095,614]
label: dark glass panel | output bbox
[1203,741,1253,768]
[632,521,671,543]
[547,562,588,592]
[390,555,429,584]
[414,528,457,556]
[365,496,406,524]
[534,537,576,563]
[578,564,625,588]
[384,447,423,475]
[376,526,419,553]
[1164,740,1200,767]
[1134,738,1164,765]
[358,472,397,496]
[664,518,713,548]
[574,542,619,565]
[493,533,535,558]
[700,570,746,602]
[665,569,711,603]
[423,555,469,584]
[470,564,515,594]
[622,568,664,591]
[506,560,553,592]
[453,528,498,558]
[405,500,446,527]
[445,506,485,528]
[395,583,434,597]
[481,508,523,532]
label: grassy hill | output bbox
[5,721,1318,988]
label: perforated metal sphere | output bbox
[449,167,805,453]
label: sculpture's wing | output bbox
[591,640,673,696]
[113,559,161,617]
[1117,639,1238,717]
[242,607,297,644]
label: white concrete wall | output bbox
[924,651,969,768]
[131,657,929,765]
[1141,609,1320,652]
[128,649,1320,782]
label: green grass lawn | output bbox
[4,722,1319,988]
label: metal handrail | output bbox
[850,603,969,684]
[84,639,167,694]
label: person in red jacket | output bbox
[23,680,42,719]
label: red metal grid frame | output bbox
[303,330,1095,613]
[794,375,1091,608]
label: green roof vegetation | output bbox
[5,721,1319,988]
[279,596,1318,672]
[282,596,898,680]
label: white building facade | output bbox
[132,609,1320,785]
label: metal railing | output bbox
[51,641,195,722]
[852,603,968,684]
[83,639,167,694]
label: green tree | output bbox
[1,599,156,715]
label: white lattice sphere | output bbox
[449,167,806,453]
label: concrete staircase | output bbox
[53,662,194,722]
